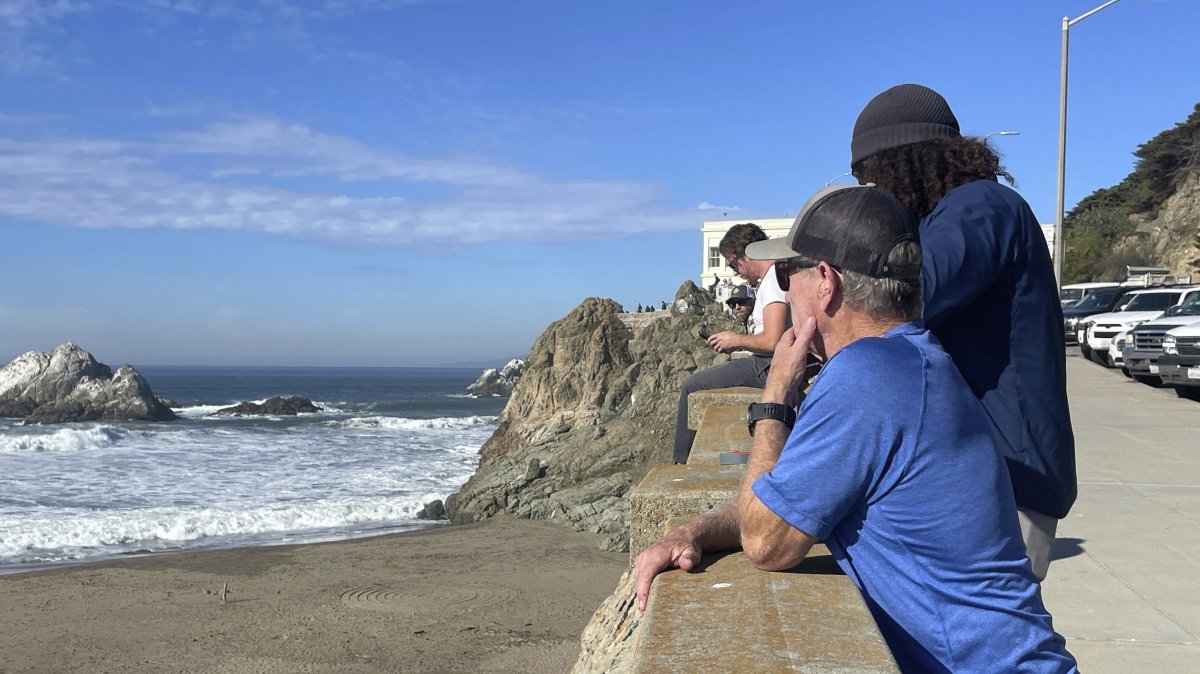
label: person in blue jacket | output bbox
[849,83,1077,580]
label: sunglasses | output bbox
[727,256,743,274]
[727,299,752,307]
[774,258,818,291]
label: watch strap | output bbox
[747,402,796,437]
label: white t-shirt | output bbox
[751,268,788,336]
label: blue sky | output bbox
[2,0,1198,367]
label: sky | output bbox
[2,0,1198,367]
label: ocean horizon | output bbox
[0,365,508,574]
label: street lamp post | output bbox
[1054,0,1124,289]
[982,130,1020,144]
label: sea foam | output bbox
[332,415,498,431]
[0,496,437,564]
[0,425,128,454]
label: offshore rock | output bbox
[216,396,321,416]
[464,358,526,397]
[445,285,735,551]
[416,499,447,520]
[0,343,176,424]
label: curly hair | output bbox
[851,137,1015,221]
[718,223,768,258]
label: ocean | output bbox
[0,366,506,573]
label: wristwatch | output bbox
[746,402,796,437]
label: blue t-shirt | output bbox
[921,180,1076,519]
[753,323,1077,673]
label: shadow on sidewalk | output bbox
[1051,537,1086,561]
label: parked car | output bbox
[1081,286,1200,366]
[1157,322,1200,401]
[1109,330,1131,374]
[1060,281,1122,309]
[1122,291,1200,385]
[1065,287,1136,345]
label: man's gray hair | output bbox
[838,241,923,321]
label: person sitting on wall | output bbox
[636,185,1078,673]
[672,223,789,464]
[726,284,755,333]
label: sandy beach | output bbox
[0,515,628,674]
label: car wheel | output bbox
[1132,374,1163,387]
[1120,367,1132,379]
[1088,350,1109,366]
[1175,386,1200,402]
[1080,344,1092,359]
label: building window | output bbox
[708,246,722,270]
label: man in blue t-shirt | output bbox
[850,84,1076,581]
[634,185,1077,673]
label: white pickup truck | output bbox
[1079,287,1196,366]
[1157,322,1200,401]
[1121,290,1200,385]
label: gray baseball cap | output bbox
[744,184,920,280]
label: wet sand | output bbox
[0,515,628,673]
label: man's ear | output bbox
[816,262,840,311]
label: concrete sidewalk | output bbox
[1043,352,1200,672]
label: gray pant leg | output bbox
[1017,506,1059,582]
[672,356,771,463]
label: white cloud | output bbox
[696,201,742,212]
[0,0,90,74]
[0,117,693,246]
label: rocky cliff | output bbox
[0,343,176,423]
[445,282,736,551]
[1128,172,1200,277]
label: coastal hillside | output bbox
[1063,102,1200,282]
[446,282,734,551]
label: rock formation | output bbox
[464,359,526,397]
[1137,172,1200,278]
[0,343,176,423]
[445,282,736,551]
[216,396,321,416]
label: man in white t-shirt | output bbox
[673,223,790,463]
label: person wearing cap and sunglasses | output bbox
[671,223,790,464]
[725,284,755,332]
[635,185,1077,674]
[850,84,1075,582]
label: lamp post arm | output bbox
[1070,0,1123,27]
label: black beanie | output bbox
[851,84,960,166]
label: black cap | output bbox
[726,284,754,306]
[851,84,960,166]
[744,184,920,280]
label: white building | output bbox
[1040,223,1056,260]
[700,217,792,292]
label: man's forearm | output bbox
[737,406,815,570]
[677,501,741,552]
[732,331,778,354]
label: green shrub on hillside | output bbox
[1063,103,1200,283]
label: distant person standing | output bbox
[850,83,1076,580]
[726,284,755,332]
[672,224,788,464]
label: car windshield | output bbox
[1124,292,1182,312]
[1172,292,1200,316]
[1073,288,1122,310]
[1113,292,1138,311]
[1060,288,1083,303]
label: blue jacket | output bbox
[921,180,1077,519]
